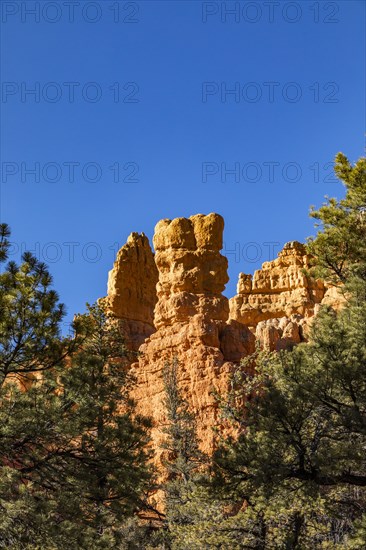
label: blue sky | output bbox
[1,0,365,332]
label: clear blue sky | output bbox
[1,0,365,333]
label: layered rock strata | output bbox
[229,241,346,350]
[229,241,325,327]
[105,217,343,460]
[229,241,326,349]
[130,214,254,458]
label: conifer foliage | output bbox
[213,154,366,548]
[0,230,153,549]
[159,357,205,543]
[1,151,365,548]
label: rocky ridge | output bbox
[104,213,340,460]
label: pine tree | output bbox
[161,357,204,521]
[54,302,154,547]
[0,224,71,389]
[214,153,366,548]
[307,152,366,290]
[156,358,205,546]
[0,225,154,548]
[159,359,269,549]
[0,223,80,547]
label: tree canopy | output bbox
[1,151,365,548]
[212,153,366,548]
[0,234,154,548]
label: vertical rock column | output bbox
[106,232,158,352]
[131,213,254,458]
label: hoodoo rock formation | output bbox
[104,214,340,461]
[131,214,254,458]
[105,232,158,352]
[229,241,327,350]
[229,241,324,326]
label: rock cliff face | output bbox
[105,232,158,351]
[104,215,339,460]
[130,214,254,458]
[229,241,325,326]
[229,241,326,350]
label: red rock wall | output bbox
[130,214,254,460]
[104,216,343,460]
